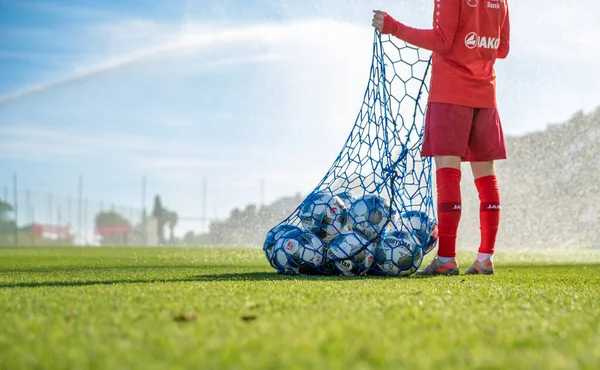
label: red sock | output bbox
[436,168,462,258]
[475,175,501,255]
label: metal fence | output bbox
[0,185,146,246]
[0,173,269,247]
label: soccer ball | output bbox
[348,194,394,240]
[335,191,356,212]
[263,224,302,268]
[400,211,438,255]
[299,192,348,242]
[374,231,423,276]
[272,229,325,275]
[326,230,375,276]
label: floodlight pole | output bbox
[202,178,207,233]
[49,192,53,227]
[142,176,147,246]
[13,173,18,246]
[26,189,31,245]
[78,175,83,246]
[67,196,71,228]
[260,178,265,208]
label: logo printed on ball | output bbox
[340,260,352,269]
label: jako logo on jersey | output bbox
[465,32,500,50]
[467,0,478,7]
[453,205,462,210]
[487,204,501,210]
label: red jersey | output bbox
[382,0,510,108]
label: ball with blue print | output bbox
[374,230,423,276]
[334,191,356,212]
[263,224,302,268]
[325,230,375,276]
[400,210,438,255]
[299,192,348,242]
[272,229,325,275]
[348,194,394,240]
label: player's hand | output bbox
[372,10,386,32]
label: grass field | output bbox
[1,247,599,370]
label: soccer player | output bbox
[372,0,510,275]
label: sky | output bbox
[0,0,599,236]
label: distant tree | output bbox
[94,211,131,246]
[95,210,129,227]
[152,195,163,218]
[165,210,179,245]
[152,195,166,244]
[0,201,13,221]
[151,195,181,245]
[0,201,15,235]
[183,231,195,245]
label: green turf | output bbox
[1,247,599,370]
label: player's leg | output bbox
[464,161,499,274]
[417,155,462,275]
[434,155,462,260]
[417,103,473,276]
[464,108,507,275]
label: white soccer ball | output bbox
[334,191,356,212]
[263,224,302,268]
[400,210,439,255]
[272,229,325,275]
[348,194,394,240]
[299,192,348,242]
[375,231,423,276]
[326,230,375,276]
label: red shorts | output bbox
[420,103,507,162]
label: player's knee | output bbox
[471,161,495,179]
[434,156,461,170]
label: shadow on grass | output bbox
[0,265,234,274]
[3,263,597,289]
[0,271,398,289]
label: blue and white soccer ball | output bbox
[334,191,356,212]
[325,230,375,276]
[299,192,348,242]
[400,211,439,255]
[374,230,423,276]
[263,224,302,268]
[271,229,325,275]
[348,194,394,240]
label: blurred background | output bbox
[0,0,599,248]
